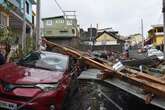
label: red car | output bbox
[0,51,79,110]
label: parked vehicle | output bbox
[0,51,79,110]
[147,48,164,60]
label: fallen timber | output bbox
[43,39,165,105]
[79,69,165,109]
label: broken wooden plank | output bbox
[43,38,165,97]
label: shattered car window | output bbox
[18,51,69,72]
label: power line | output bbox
[53,0,65,16]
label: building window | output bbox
[60,20,64,23]
[67,20,72,25]
[158,28,163,32]
[0,12,8,27]
[55,20,64,24]
[46,20,53,26]
[25,1,30,15]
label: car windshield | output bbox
[17,51,69,72]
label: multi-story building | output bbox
[146,24,164,50]
[0,0,36,37]
[42,14,80,48]
[0,0,36,56]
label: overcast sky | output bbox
[40,0,162,36]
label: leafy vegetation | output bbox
[0,27,35,61]
[0,27,18,45]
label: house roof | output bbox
[80,30,125,42]
[96,31,124,42]
[42,16,64,20]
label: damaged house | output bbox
[80,28,125,52]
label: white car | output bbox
[147,48,164,60]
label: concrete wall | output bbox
[25,0,33,23]
[0,0,4,4]
[155,35,164,46]
[20,0,33,23]
[46,37,80,49]
[0,1,10,27]
[43,17,78,38]
[0,0,34,23]
[0,11,9,27]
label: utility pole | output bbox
[36,0,41,50]
[163,0,165,57]
[95,23,98,48]
[90,24,93,51]
[141,19,144,49]
[21,0,26,50]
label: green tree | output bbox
[0,27,18,45]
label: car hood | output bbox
[0,63,64,84]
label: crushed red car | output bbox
[0,51,79,110]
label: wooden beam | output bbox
[43,38,165,97]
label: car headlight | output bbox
[36,84,58,92]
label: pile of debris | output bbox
[43,39,165,110]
